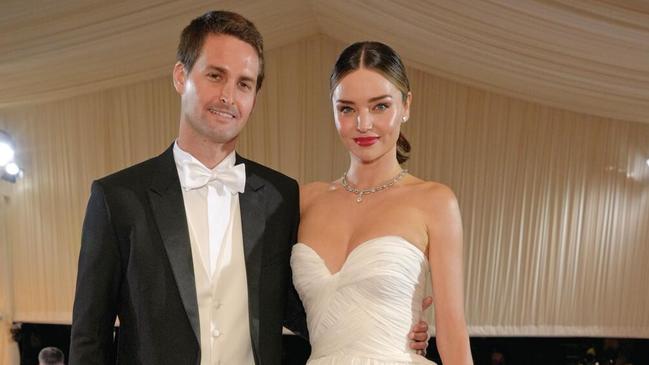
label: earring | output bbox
[402,116,408,123]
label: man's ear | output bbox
[172,62,187,94]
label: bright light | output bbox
[5,162,20,176]
[0,142,14,166]
[646,158,649,167]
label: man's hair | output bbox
[177,10,265,91]
[38,346,64,365]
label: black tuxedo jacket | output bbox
[70,145,306,365]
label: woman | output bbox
[291,42,473,364]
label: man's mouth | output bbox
[208,107,237,119]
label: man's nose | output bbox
[219,81,235,104]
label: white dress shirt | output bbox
[173,143,243,277]
[173,142,254,365]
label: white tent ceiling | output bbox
[1,0,648,123]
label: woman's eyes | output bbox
[374,103,390,111]
[337,103,390,114]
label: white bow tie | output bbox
[179,159,246,194]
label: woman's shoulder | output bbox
[404,176,458,211]
[299,180,336,208]
[300,180,332,195]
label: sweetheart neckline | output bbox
[294,235,427,276]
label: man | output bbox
[38,347,65,365]
[70,10,428,365]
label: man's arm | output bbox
[69,181,122,364]
[409,296,433,353]
[283,180,308,338]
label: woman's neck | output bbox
[345,155,403,189]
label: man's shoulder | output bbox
[96,148,171,190]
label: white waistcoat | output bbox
[185,195,254,365]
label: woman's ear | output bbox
[403,91,413,121]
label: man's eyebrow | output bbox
[205,65,255,84]
[205,65,226,73]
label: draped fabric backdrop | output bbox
[0,34,648,360]
[1,187,20,365]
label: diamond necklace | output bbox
[341,169,408,203]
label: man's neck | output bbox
[176,135,236,169]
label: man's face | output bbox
[174,34,259,145]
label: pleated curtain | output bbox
[0,36,647,364]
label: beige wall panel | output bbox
[1,186,20,365]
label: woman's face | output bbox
[332,68,411,164]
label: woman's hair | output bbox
[330,41,411,164]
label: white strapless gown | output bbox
[291,236,436,364]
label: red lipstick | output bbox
[353,137,379,146]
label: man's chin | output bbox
[206,131,240,146]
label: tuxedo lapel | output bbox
[147,146,200,344]
[237,154,266,358]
